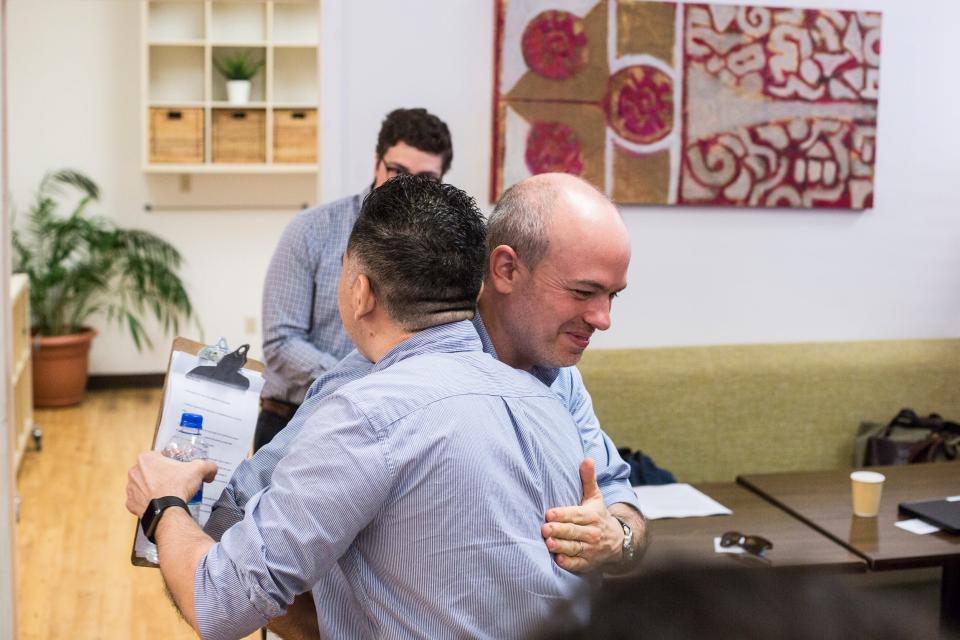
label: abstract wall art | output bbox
[492,0,882,209]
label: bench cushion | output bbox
[578,339,960,482]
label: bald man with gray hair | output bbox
[479,173,642,573]
[202,173,645,637]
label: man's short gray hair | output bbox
[486,180,553,270]
[487,175,615,271]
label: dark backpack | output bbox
[617,448,676,486]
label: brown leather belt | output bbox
[261,398,299,419]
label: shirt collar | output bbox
[371,320,483,373]
[352,187,372,222]
[471,314,561,387]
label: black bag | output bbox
[854,409,960,467]
[617,448,676,486]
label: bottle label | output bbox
[189,487,203,506]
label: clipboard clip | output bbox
[186,344,251,391]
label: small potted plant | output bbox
[214,50,264,105]
[11,169,195,407]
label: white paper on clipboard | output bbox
[132,346,264,566]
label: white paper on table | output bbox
[633,483,733,520]
[133,350,264,561]
[895,518,940,535]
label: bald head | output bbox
[486,173,626,273]
[479,174,631,370]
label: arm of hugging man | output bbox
[125,451,218,633]
[542,458,647,574]
[544,368,647,573]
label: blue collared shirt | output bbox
[195,321,587,639]
[205,316,639,540]
[260,190,366,404]
[470,317,640,511]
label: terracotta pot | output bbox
[32,328,97,408]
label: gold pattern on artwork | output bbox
[508,100,607,189]
[613,145,670,204]
[617,0,676,63]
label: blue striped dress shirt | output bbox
[260,190,366,404]
[205,316,639,541]
[195,321,588,639]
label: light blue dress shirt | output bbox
[195,321,587,639]
[205,316,639,540]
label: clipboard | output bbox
[131,337,265,567]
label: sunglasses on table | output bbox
[720,531,774,558]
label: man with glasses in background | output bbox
[255,108,453,452]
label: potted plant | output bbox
[214,50,264,105]
[11,169,194,407]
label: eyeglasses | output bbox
[720,531,773,557]
[379,159,441,182]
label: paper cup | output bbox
[850,470,885,517]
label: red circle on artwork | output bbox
[525,122,584,176]
[605,65,674,144]
[521,10,589,80]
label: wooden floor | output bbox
[17,390,940,639]
[15,388,258,640]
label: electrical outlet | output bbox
[244,316,257,334]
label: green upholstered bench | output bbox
[578,339,960,483]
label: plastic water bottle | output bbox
[143,412,208,563]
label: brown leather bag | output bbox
[857,409,960,466]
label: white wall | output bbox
[607,0,960,348]
[6,0,960,374]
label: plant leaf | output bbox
[14,168,193,349]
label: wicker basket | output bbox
[213,109,266,163]
[149,108,204,163]
[273,109,318,163]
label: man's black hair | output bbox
[347,175,484,331]
[376,108,453,174]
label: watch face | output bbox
[142,501,159,540]
[142,496,186,544]
[617,518,635,562]
[142,513,157,542]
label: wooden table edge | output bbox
[643,482,867,573]
[736,474,877,569]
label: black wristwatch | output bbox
[141,496,190,544]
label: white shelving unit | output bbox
[8,275,33,474]
[141,0,320,174]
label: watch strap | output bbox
[142,495,190,544]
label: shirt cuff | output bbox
[203,503,244,542]
[194,545,278,640]
[602,485,642,512]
